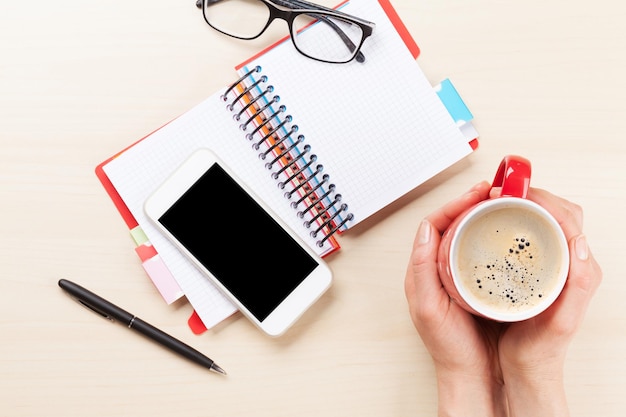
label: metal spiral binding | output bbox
[246,106,287,140]
[279,154,318,189]
[260,126,298,160]
[305,193,339,228]
[240,95,279,131]
[285,168,326,201]
[264,134,303,169]
[273,147,315,180]
[234,84,273,121]
[221,66,261,101]
[253,118,291,150]
[223,66,355,247]
[297,183,334,218]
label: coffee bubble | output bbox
[454,206,564,314]
[467,236,544,308]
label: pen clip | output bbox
[76,299,115,322]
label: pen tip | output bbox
[210,363,227,375]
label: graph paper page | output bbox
[238,0,473,229]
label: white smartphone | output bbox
[144,148,332,336]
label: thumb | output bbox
[405,219,449,323]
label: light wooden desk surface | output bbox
[1,1,625,415]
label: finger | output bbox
[426,181,491,235]
[538,234,602,337]
[527,188,583,238]
[405,219,448,324]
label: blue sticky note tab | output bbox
[435,79,474,125]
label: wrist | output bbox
[503,368,569,417]
[436,368,507,417]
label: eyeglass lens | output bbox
[291,13,364,63]
[204,0,271,39]
[203,0,366,63]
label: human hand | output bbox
[495,187,602,416]
[404,183,602,417]
[404,181,508,416]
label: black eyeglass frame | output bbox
[196,0,376,64]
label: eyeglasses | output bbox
[196,0,376,64]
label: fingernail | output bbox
[417,219,432,245]
[575,234,589,261]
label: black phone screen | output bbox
[158,163,319,322]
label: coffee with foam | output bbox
[453,203,566,315]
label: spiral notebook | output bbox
[97,0,478,330]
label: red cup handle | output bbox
[492,155,532,198]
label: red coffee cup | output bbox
[438,155,569,322]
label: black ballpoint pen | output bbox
[58,279,226,375]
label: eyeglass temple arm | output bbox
[279,0,374,26]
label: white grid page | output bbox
[103,92,334,328]
[245,0,472,226]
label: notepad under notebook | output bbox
[98,0,478,329]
